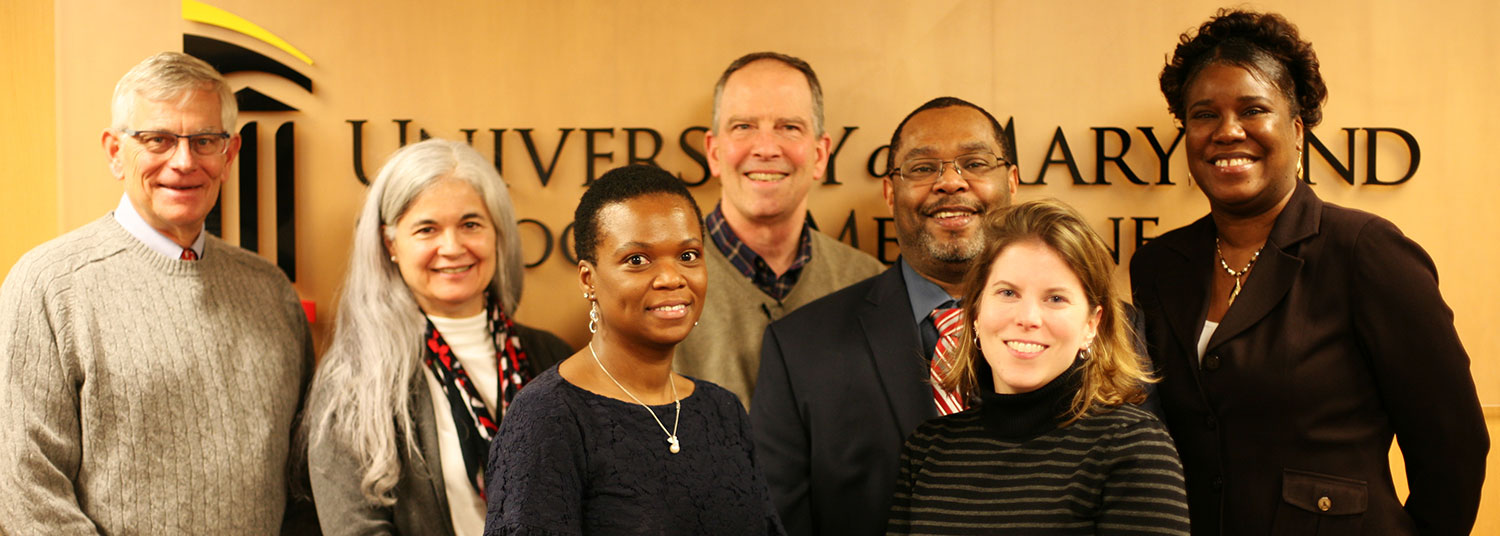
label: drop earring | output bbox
[588,301,600,334]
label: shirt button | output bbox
[1203,354,1221,371]
[1318,496,1332,512]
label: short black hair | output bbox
[886,97,1016,174]
[573,164,704,264]
[1160,9,1327,127]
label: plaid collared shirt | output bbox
[705,203,814,301]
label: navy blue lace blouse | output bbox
[484,366,784,535]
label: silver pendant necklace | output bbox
[588,341,681,454]
[1215,237,1262,306]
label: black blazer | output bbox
[1129,182,1488,535]
[308,324,571,536]
[752,266,932,536]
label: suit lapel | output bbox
[857,266,933,442]
[1208,182,1319,350]
[412,376,452,517]
[1156,218,1215,361]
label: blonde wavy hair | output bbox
[941,199,1152,425]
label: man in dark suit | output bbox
[751,97,1019,536]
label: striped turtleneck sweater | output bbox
[887,364,1190,535]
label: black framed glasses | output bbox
[893,152,1009,185]
[123,129,232,156]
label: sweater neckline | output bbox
[102,215,218,277]
[976,359,1083,440]
[704,232,837,308]
[553,367,705,410]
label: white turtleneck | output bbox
[423,312,497,536]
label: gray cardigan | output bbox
[308,325,571,536]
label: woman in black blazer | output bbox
[1130,9,1487,534]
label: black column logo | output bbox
[186,34,311,282]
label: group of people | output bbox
[0,8,1488,536]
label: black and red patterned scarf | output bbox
[422,294,532,498]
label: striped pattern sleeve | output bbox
[886,406,1190,535]
[887,424,928,532]
[1096,406,1190,534]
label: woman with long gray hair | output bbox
[304,139,571,535]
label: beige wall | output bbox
[0,2,57,272]
[5,0,1496,529]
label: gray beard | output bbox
[913,228,985,265]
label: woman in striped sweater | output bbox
[887,199,1190,535]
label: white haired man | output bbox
[0,52,313,534]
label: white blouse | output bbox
[1196,320,1219,364]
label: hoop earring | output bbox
[1078,343,1094,361]
[588,301,600,334]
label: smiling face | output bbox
[705,59,831,226]
[384,178,497,318]
[1183,63,1304,218]
[885,106,1018,280]
[104,89,239,246]
[974,239,1101,394]
[581,194,707,350]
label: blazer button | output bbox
[1318,496,1332,512]
[1203,354,1221,371]
[1211,476,1223,490]
[1205,415,1218,430]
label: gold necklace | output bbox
[588,341,681,454]
[1216,237,1262,306]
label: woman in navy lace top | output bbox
[483,165,784,536]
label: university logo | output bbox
[182,0,312,282]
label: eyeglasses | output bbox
[123,129,232,156]
[892,152,1009,185]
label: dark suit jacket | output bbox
[752,266,932,536]
[308,324,571,536]
[1129,182,1488,535]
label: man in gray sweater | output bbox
[0,52,313,535]
[673,52,885,408]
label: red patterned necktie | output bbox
[179,248,198,261]
[930,306,968,416]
